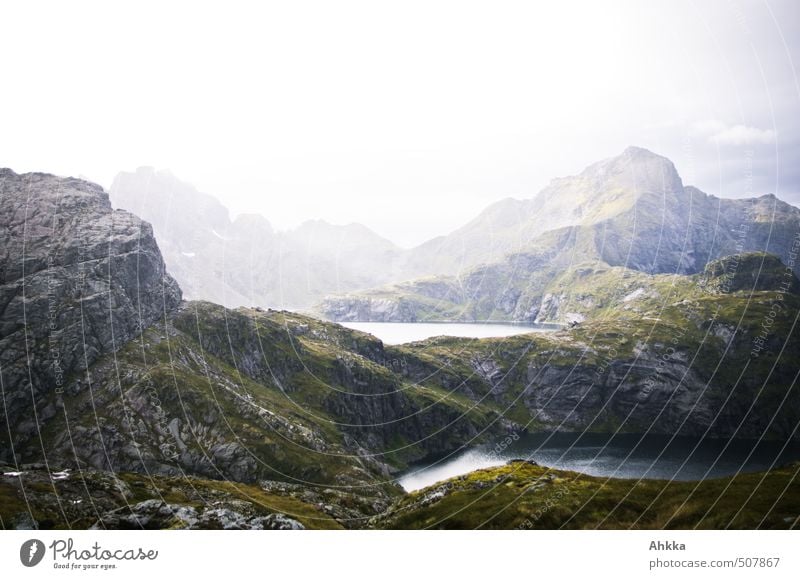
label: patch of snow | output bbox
[51,470,70,481]
[211,229,228,241]
[3,471,23,477]
[181,251,196,258]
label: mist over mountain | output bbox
[321,147,800,323]
[109,148,800,322]
[403,146,695,276]
[110,167,407,309]
[407,146,800,278]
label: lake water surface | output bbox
[340,321,558,345]
[398,433,800,492]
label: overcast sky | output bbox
[2,0,798,247]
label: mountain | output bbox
[109,167,407,309]
[0,168,506,526]
[2,167,799,530]
[0,168,182,461]
[320,147,800,323]
[109,148,800,321]
[403,146,690,276]
[406,146,800,276]
[108,167,247,305]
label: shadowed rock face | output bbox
[0,168,182,462]
[702,252,800,294]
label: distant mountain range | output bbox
[109,148,800,322]
[320,147,800,322]
[110,168,407,309]
[406,146,799,275]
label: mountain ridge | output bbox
[320,148,800,323]
[110,167,407,309]
[2,166,800,530]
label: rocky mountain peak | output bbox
[111,166,233,234]
[621,144,662,159]
[586,145,682,195]
[232,212,274,234]
[527,146,684,238]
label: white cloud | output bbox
[710,124,777,146]
[692,119,776,146]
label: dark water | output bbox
[398,432,800,492]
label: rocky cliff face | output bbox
[168,302,502,467]
[0,168,182,462]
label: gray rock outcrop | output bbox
[0,168,182,462]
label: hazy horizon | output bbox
[2,0,799,247]
[98,146,800,251]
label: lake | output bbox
[340,321,559,345]
[397,432,800,492]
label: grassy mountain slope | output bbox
[377,253,800,440]
[10,302,509,526]
[377,461,800,529]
